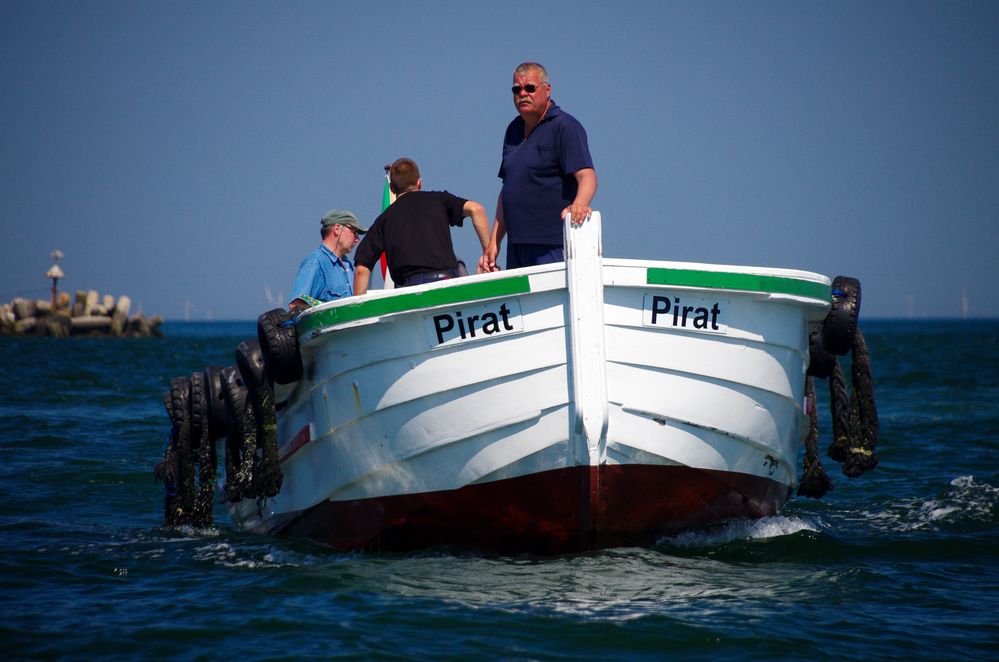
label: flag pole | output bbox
[380,163,397,288]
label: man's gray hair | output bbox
[514,62,549,84]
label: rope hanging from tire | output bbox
[799,276,880,498]
[234,338,283,499]
[154,373,219,526]
[189,371,217,527]
[154,309,295,526]
[153,392,181,525]
[836,328,879,478]
[221,364,254,502]
[797,376,833,497]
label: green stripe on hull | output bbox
[646,268,830,301]
[300,275,533,333]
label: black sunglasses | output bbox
[511,84,543,95]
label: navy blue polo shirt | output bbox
[498,100,594,245]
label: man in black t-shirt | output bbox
[353,158,491,294]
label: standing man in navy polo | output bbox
[288,209,367,311]
[479,62,597,272]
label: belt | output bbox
[400,270,458,287]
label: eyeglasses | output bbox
[340,224,360,239]
[512,83,544,95]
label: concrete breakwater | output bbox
[1,290,163,337]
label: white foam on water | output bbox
[658,515,821,548]
[861,475,998,532]
[190,539,356,568]
[188,541,298,568]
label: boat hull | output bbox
[270,464,789,554]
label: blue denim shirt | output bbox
[290,244,354,304]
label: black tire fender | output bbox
[235,338,268,391]
[822,276,861,356]
[258,308,302,385]
[806,328,835,379]
[162,390,177,428]
[203,364,229,440]
[220,364,250,501]
[188,370,207,451]
[220,365,247,425]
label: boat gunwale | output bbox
[296,258,832,339]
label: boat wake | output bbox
[656,515,821,549]
[189,539,354,569]
[859,475,998,533]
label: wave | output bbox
[859,475,998,533]
[656,514,822,548]
[187,538,355,569]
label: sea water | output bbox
[0,320,996,659]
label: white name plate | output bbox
[426,299,524,349]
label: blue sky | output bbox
[2,1,997,320]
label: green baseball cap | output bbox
[320,209,367,234]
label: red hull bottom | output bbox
[275,465,791,554]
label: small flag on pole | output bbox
[380,164,396,288]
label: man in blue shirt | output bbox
[288,209,368,310]
[479,62,597,272]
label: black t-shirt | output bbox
[355,190,468,286]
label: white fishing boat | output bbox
[188,212,859,553]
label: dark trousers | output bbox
[399,269,458,287]
[506,243,564,269]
